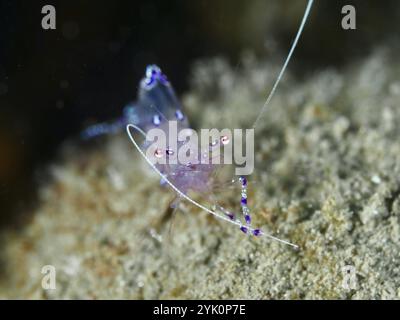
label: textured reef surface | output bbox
[1,47,400,299]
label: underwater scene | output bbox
[1,0,400,301]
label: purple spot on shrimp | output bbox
[146,77,154,85]
[253,229,262,236]
[241,198,247,205]
[245,214,251,224]
[240,177,247,186]
[226,213,235,220]
[240,226,248,234]
[144,65,169,86]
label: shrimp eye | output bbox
[166,148,174,156]
[220,135,230,145]
[154,148,163,158]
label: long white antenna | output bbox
[252,0,314,129]
[127,124,298,249]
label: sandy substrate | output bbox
[1,48,400,299]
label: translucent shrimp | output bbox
[82,0,314,249]
[126,66,297,248]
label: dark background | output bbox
[1,0,399,230]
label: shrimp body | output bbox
[83,65,217,194]
[125,65,297,247]
[83,0,315,249]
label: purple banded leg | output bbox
[215,204,236,221]
[238,176,262,237]
[204,191,237,222]
[215,203,260,237]
[204,181,261,237]
[239,225,262,237]
[239,176,252,226]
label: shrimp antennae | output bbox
[127,124,298,249]
[251,0,314,129]
[127,123,147,138]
